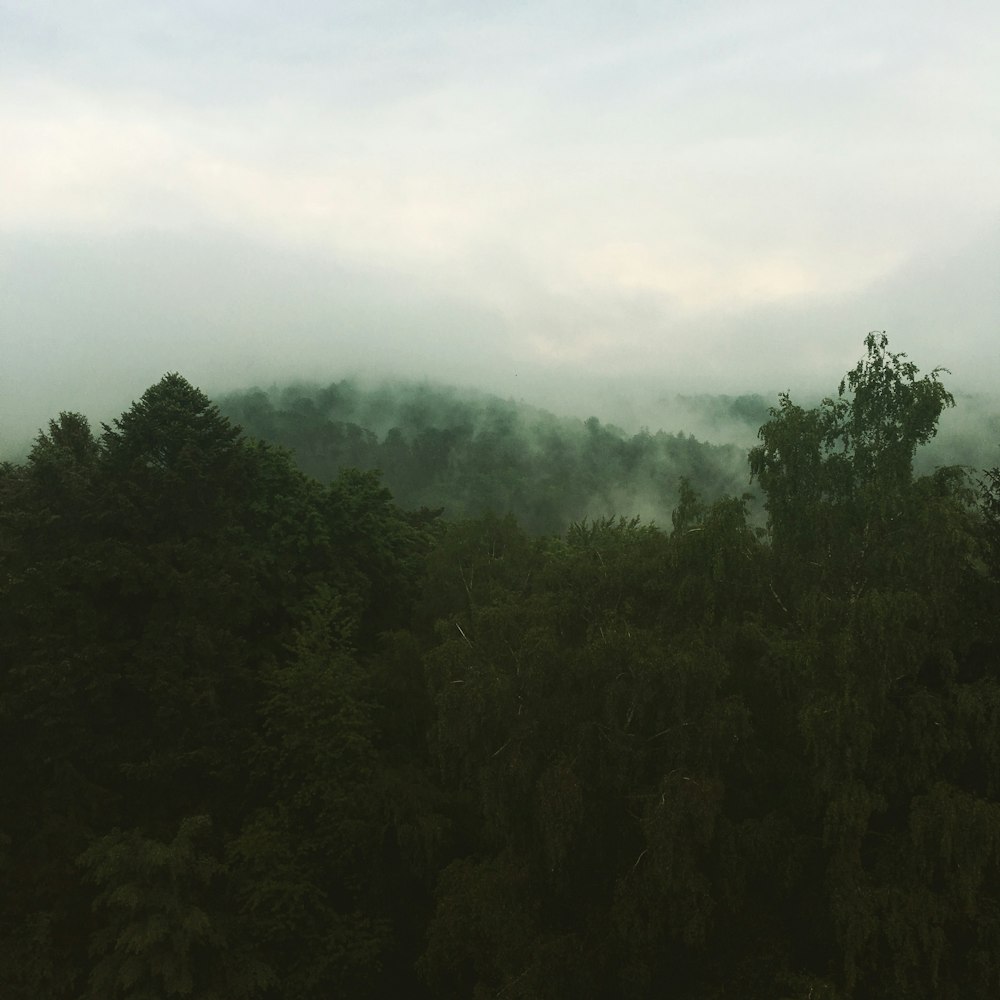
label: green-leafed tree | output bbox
[749,332,956,605]
[748,333,999,997]
[419,507,769,997]
[0,374,437,998]
[78,815,270,1000]
[227,591,390,999]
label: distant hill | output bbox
[218,379,759,534]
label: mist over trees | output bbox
[217,380,760,534]
[3,334,1000,998]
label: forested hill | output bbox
[4,335,1000,998]
[218,381,762,533]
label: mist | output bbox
[6,5,1000,991]
[3,219,998,465]
[3,1,998,473]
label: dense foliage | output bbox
[2,335,999,998]
[218,381,756,535]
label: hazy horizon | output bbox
[3,2,998,455]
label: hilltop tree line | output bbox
[2,334,1000,998]
[218,381,758,535]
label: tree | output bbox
[747,334,1000,996]
[0,375,382,995]
[225,588,394,999]
[749,332,956,603]
[78,816,270,1000]
[420,512,760,997]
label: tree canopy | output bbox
[2,343,999,999]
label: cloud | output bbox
[1,1,998,455]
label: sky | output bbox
[2,0,999,452]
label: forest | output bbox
[2,333,1000,999]
[216,379,765,535]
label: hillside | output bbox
[218,380,762,534]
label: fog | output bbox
[3,223,997,462]
[2,2,998,460]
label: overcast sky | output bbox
[2,0,998,450]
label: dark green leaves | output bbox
[4,347,1000,999]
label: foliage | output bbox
[78,816,270,999]
[219,379,751,535]
[749,332,956,599]
[3,338,1000,998]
